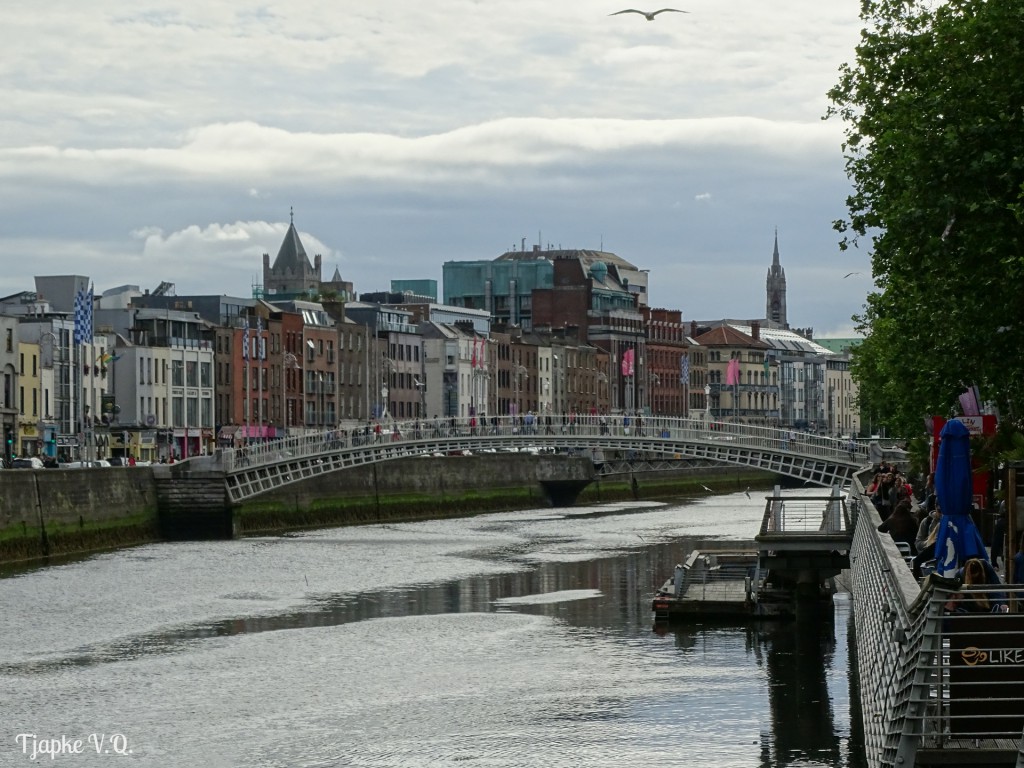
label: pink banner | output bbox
[726,358,740,386]
[621,348,635,377]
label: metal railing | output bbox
[759,491,850,536]
[849,473,1024,767]
[215,414,878,475]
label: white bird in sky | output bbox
[609,8,689,21]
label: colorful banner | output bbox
[621,348,635,377]
[73,284,93,345]
[726,358,740,386]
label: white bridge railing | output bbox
[215,415,874,475]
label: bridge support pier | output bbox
[538,479,594,507]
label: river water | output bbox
[2,488,865,767]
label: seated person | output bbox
[947,557,1008,613]
[912,504,952,578]
[915,503,940,555]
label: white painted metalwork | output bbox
[210,416,884,503]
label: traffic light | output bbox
[5,430,13,460]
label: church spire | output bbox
[765,228,788,328]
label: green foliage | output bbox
[828,0,1024,438]
[902,436,931,477]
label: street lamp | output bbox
[317,372,326,429]
[380,355,393,419]
[649,372,661,415]
[512,364,527,415]
[282,352,299,435]
[413,376,427,418]
[553,354,562,414]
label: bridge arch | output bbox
[211,417,872,504]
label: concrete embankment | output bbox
[0,467,161,564]
[0,457,774,566]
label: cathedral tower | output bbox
[262,209,323,299]
[765,229,787,328]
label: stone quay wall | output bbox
[0,456,771,566]
[0,467,161,564]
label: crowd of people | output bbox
[869,461,1020,612]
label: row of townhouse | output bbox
[0,286,858,465]
[0,231,857,464]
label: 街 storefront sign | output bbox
[959,646,1024,666]
[950,614,1024,736]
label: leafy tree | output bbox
[827,0,1024,437]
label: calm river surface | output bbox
[2,488,865,767]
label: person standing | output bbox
[878,498,918,554]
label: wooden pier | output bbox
[653,487,851,621]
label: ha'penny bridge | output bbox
[217,416,868,503]
[151,416,1024,767]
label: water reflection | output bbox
[2,497,866,768]
[658,614,859,768]
[3,539,691,674]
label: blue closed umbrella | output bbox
[933,419,989,577]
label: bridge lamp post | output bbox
[512,364,527,416]
[413,376,426,418]
[380,355,393,419]
[649,372,660,415]
[553,354,566,414]
[282,352,299,436]
[596,371,608,415]
[317,372,324,429]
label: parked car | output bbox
[10,456,45,469]
[60,460,112,469]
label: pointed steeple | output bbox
[765,228,788,328]
[261,209,323,298]
[272,217,311,271]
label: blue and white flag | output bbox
[680,352,689,386]
[73,284,94,344]
[256,317,265,360]
[242,318,250,361]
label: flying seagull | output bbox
[701,485,713,493]
[843,272,861,279]
[610,8,689,20]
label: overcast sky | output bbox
[0,1,872,336]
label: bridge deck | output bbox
[209,417,883,503]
